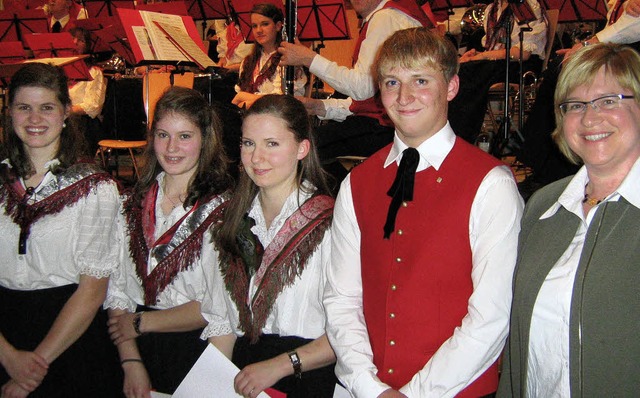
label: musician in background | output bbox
[232,3,306,110]
[447,0,548,145]
[69,27,107,155]
[46,0,87,33]
[216,18,253,72]
[278,0,430,172]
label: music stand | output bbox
[231,0,349,44]
[184,0,227,39]
[24,32,76,58]
[75,16,120,53]
[137,1,190,16]
[94,23,136,66]
[539,0,606,22]
[492,0,538,157]
[0,9,48,46]
[84,0,135,18]
[0,41,26,64]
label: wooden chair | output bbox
[98,139,147,180]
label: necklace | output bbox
[165,193,186,209]
[582,183,602,206]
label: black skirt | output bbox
[233,334,338,398]
[134,305,208,394]
[0,284,123,398]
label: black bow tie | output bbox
[383,147,419,239]
[52,21,62,33]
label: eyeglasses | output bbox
[559,94,635,115]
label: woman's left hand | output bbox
[1,380,29,398]
[234,357,287,398]
[107,312,140,345]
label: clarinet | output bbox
[283,0,297,95]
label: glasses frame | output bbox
[559,94,635,115]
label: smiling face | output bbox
[562,66,640,175]
[251,13,282,53]
[241,113,309,200]
[11,85,69,159]
[380,65,459,147]
[153,111,203,182]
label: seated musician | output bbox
[447,0,548,145]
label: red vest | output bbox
[351,139,502,397]
[349,0,430,125]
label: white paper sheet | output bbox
[173,344,271,398]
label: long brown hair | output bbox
[237,3,284,92]
[135,86,232,206]
[215,94,331,258]
[0,63,85,181]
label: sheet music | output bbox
[173,344,272,398]
[155,21,216,68]
[140,10,190,61]
[132,26,156,60]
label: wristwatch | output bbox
[133,312,144,336]
[287,350,303,379]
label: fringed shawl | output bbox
[124,184,226,306]
[220,194,334,343]
[0,161,114,254]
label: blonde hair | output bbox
[375,27,459,84]
[553,43,640,164]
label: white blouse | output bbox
[235,50,307,96]
[105,173,231,338]
[0,160,120,290]
[204,184,331,340]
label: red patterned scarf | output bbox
[124,183,226,306]
[485,1,511,51]
[0,162,114,254]
[240,51,282,94]
[220,194,334,343]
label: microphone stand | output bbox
[492,0,532,158]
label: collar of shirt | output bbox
[540,155,640,220]
[19,158,60,193]
[248,180,315,244]
[383,122,455,173]
[51,14,70,28]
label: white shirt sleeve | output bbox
[318,98,354,122]
[399,165,524,397]
[69,67,107,119]
[309,8,421,101]
[596,10,640,44]
[324,175,391,397]
[75,180,121,279]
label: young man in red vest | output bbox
[278,0,432,164]
[324,27,524,397]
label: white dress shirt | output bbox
[0,159,120,290]
[526,156,640,398]
[69,66,107,119]
[481,0,548,58]
[596,0,640,44]
[324,124,524,397]
[104,173,231,338]
[206,183,331,340]
[315,0,422,121]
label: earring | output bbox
[62,122,67,128]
